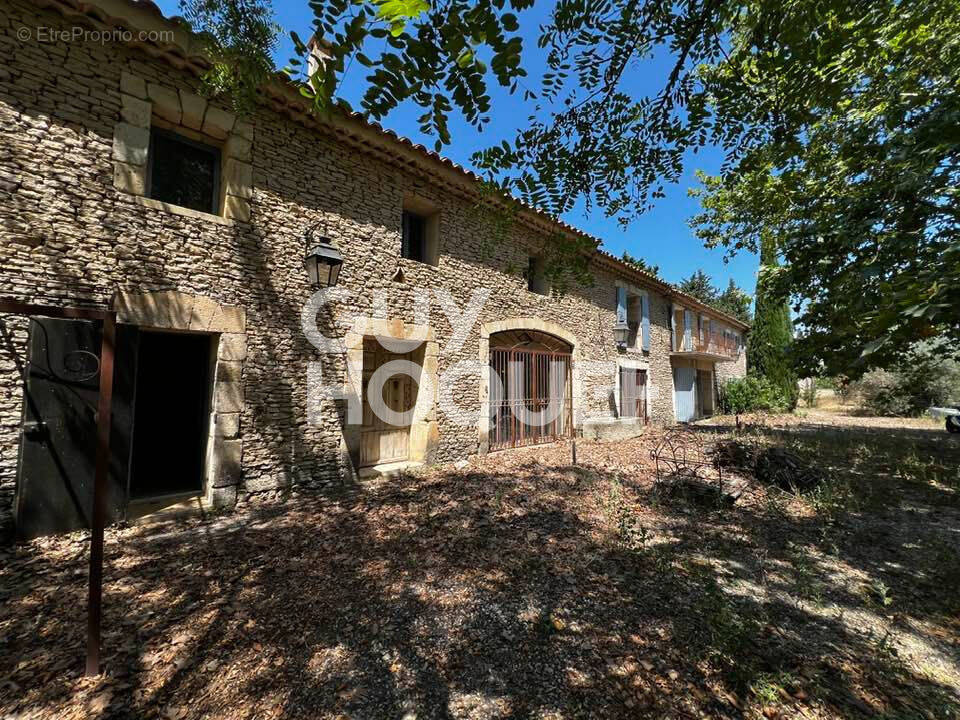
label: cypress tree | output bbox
[748,234,799,409]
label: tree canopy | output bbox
[678,270,753,326]
[714,279,753,327]
[620,251,660,278]
[688,0,960,376]
[182,0,960,376]
[678,270,715,305]
[181,0,279,112]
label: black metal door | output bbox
[14,318,133,539]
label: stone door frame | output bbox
[341,318,439,474]
[113,290,246,509]
[478,318,581,454]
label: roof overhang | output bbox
[33,0,750,334]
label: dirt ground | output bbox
[1,411,958,719]
[788,390,948,431]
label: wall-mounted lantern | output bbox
[614,323,629,350]
[614,286,629,349]
[303,223,343,288]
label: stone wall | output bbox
[0,0,744,527]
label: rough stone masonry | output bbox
[0,0,747,533]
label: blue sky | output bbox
[158,0,758,294]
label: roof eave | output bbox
[33,0,750,332]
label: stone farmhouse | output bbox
[0,0,748,538]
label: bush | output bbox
[851,340,960,417]
[855,359,960,417]
[856,370,915,416]
[833,375,854,403]
[719,376,794,414]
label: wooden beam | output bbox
[0,300,110,320]
[86,311,116,676]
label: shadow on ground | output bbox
[1,420,958,719]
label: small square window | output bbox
[148,129,221,215]
[402,210,427,262]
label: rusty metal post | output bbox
[0,300,117,676]
[86,311,116,676]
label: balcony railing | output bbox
[673,330,740,358]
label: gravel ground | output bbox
[1,413,958,719]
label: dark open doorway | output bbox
[129,331,212,500]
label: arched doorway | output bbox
[488,328,573,450]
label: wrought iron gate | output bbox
[489,348,573,450]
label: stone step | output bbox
[357,461,424,479]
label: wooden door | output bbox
[697,369,714,416]
[619,367,649,422]
[360,344,414,466]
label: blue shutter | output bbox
[640,294,650,351]
[616,287,627,326]
[684,310,693,351]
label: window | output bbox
[148,129,221,214]
[527,256,549,295]
[619,367,648,420]
[401,197,440,265]
[402,210,428,262]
